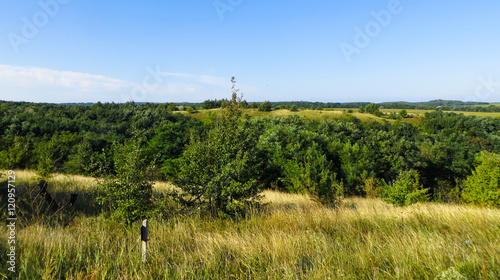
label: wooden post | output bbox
[141,219,148,263]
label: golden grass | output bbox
[2,173,499,279]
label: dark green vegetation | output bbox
[1,97,500,216]
[1,92,500,278]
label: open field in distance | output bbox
[180,108,500,123]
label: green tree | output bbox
[172,78,261,217]
[383,170,430,206]
[96,138,154,224]
[186,105,198,114]
[399,109,408,118]
[282,144,343,206]
[365,103,379,114]
[258,101,272,112]
[462,151,500,207]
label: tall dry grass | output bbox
[1,171,499,279]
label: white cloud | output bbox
[0,64,131,92]
[0,65,237,103]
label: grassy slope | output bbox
[1,171,499,279]
[181,108,500,125]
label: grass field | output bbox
[180,108,500,125]
[1,170,499,279]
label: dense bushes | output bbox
[1,100,500,214]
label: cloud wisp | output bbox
[0,65,233,103]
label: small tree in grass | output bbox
[383,170,429,206]
[399,109,408,118]
[258,101,272,112]
[96,137,154,224]
[172,77,261,217]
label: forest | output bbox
[1,92,500,219]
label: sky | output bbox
[1,0,500,103]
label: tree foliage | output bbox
[462,151,500,207]
[96,138,154,224]
[171,78,261,217]
[2,98,500,211]
[258,101,272,112]
[383,170,430,206]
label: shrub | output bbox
[282,144,343,207]
[383,170,429,206]
[258,101,272,112]
[362,175,384,198]
[462,151,500,207]
[186,105,197,114]
[171,78,261,217]
[96,138,154,224]
[365,103,380,115]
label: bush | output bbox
[462,151,500,207]
[362,175,383,198]
[186,105,197,114]
[290,105,298,112]
[171,78,261,217]
[281,144,343,207]
[365,103,380,115]
[96,138,154,224]
[258,101,272,112]
[383,170,429,206]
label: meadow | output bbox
[181,107,500,124]
[1,170,499,279]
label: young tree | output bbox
[172,77,261,217]
[365,103,383,117]
[462,151,500,207]
[96,137,154,224]
[383,170,429,206]
[258,101,272,112]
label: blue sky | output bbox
[1,0,499,103]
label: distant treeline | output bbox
[24,99,498,112]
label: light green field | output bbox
[2,170,499,279]
[182,108,386,123]
[181,108,500,124]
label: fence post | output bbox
[141,219,148,263]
